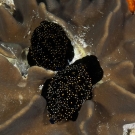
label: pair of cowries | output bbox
[27,21,103,124]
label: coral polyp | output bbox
[41,55,103,123]
[27,21,74,71]
[126,0,135,14]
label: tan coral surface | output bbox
[0,0,135,135]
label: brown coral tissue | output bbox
[0,0,135,135]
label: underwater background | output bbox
[0,0,135,135]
